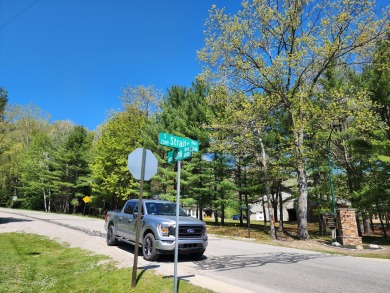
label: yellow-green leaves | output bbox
[198,0,389,240]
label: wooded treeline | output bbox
[0,0,389,239]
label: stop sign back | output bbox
[127,148,158,181]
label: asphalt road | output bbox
[1,208,389,293]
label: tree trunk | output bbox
[214,210,219,226]
[376,202,388,238]
[43,187,47,212]
[294,127,309,240]
[221,203,225,226]
[378,213,388,238]
[262,196,267,226]
[363,212,372,235]
[258,136,276,240]
[278,191,284,232]
[319,214,326,236]
[239,191,244,227]
[48,187,51,212]
[356,212,363,237]
[272,194,278,224]
[296,163,309,239]
[370,214,374,232]
[237,165,244,227]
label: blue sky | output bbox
[1,1,387,130]
[0,0,240,130]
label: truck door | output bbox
[117,201,136,238]
[126,203,143,241]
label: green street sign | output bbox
[159,132,199,152]
[167,147,192,164]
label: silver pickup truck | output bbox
[104,199,208,261]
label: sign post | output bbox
[127,148,158,288]
[82,196,90,215]
[158,133,199,293]
[325,213,337,242]
[173,160,181,293]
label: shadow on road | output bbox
[194,252,331,271]
[0,216,32,224]
[115,242,207,263]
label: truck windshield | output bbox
[146,202,188,216]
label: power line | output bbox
[0,0,42,30]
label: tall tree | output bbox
[367,29,390,138]
[91,106,147,209]
[0,88,9,153]
[348,30,390,237]
[0,88,7,122]
[0,88,10,205]
[18,132,57,211]
[52,126,93,213]
[0,103,50,207]
[207,87,278,237]
[145,81,217,218]
[121,85,163,118]
[198,0,388,239]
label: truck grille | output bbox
[178,225,204,238]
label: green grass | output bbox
[0,233,214,293]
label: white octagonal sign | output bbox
[127,148,158,181]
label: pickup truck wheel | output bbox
[107,225,118,246]
[143,233,158,261]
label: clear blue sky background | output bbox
[0,1,387,130]
[0,0,240,130]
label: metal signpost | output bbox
[127,148,158,288]
[82,196,90,215]
[325,213,337,242]
[158,132,199,293]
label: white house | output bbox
[250,192,296,222]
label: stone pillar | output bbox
[336,208,363,249]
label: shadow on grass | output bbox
[116,242,206,289]
[137,265,160,283]
[362,235,390,246]
[162,273,197,292]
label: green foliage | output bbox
[53,126,93,213]
[1,1,389,242]
[145,80,224,218]
[91,106,147,209]
[0,87,7,122]
[198,0,389,239]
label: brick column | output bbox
[336,208,363,248]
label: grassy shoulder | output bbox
[0,233,214,293]
[205,219,390,259]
